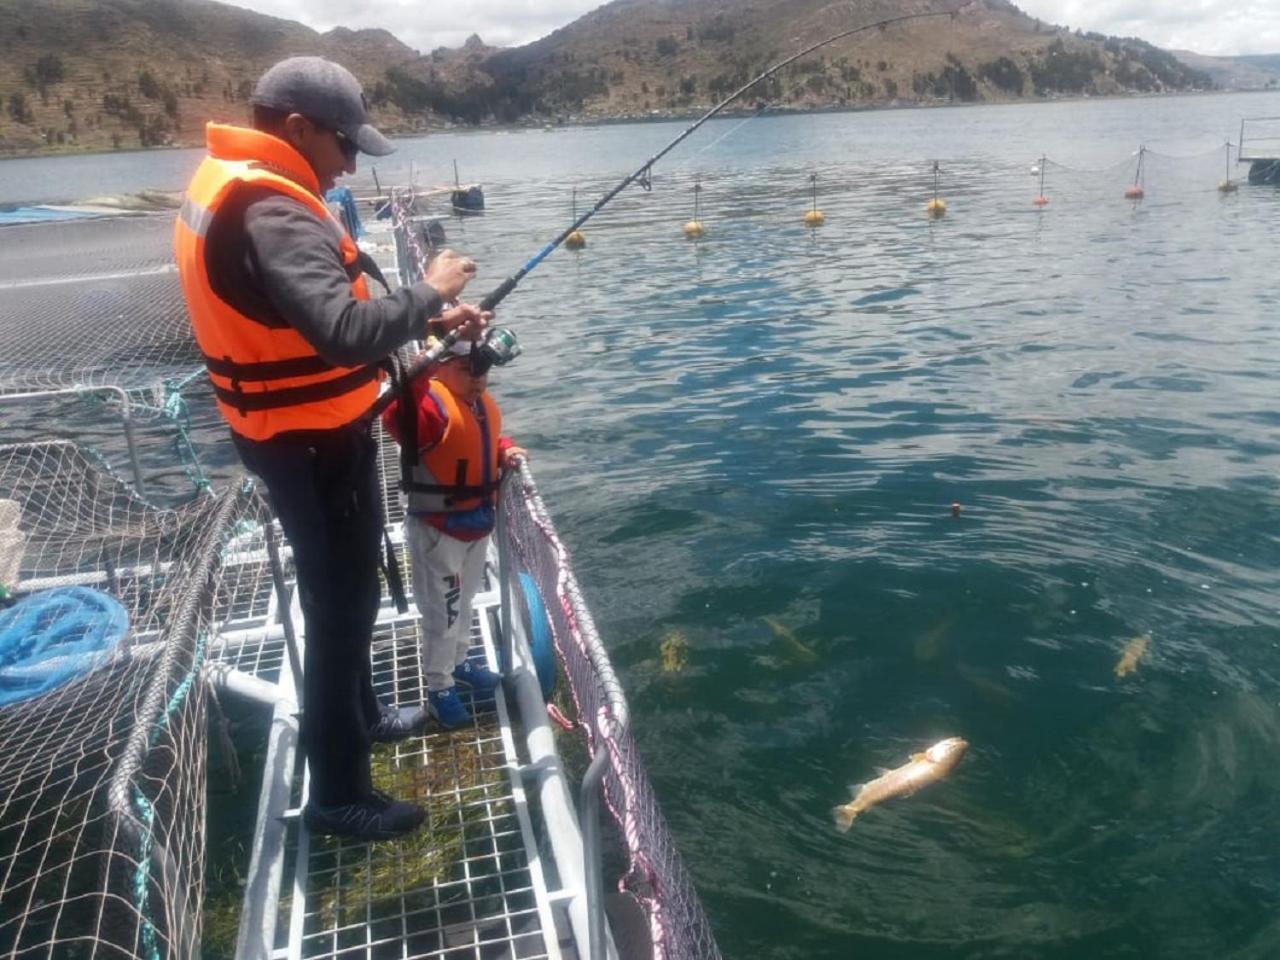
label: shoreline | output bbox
[1,86,1272,162]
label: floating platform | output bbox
[1237,116,1280,185]
[0,199,723,960]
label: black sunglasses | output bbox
[333,128,359,161]
[314,122,358,161]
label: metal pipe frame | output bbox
[229,603,301,960]
[0,385,148,496]
[498,496,619,960]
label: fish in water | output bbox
[762,615,818,662]
[659,630,689,674]
[832,737,968,832]
[1114,633,1151,678]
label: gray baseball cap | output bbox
[251,57,395,157]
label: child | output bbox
[382,335,526,728]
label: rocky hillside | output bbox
[0,0,1218,155]
[468,0,1213,122]
[1171,50,1280,91]
[0,0,472,154]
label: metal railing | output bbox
[497,462,723,960]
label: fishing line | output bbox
[681,108,770,165]
[370,6,958,411]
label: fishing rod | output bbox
[374,6,956,411]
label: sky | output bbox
[230,1,1280,58]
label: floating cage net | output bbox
[0,214,199,396]
[499,464,723,960]
[0,213,216,500]
[0,440,264,958]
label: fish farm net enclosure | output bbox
[0,212,213,502]
[0,440,263,958]
[0,195,726,959]
[0,215,197,396]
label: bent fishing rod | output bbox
[373,6,956,412]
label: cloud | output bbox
[227,0,1280,57]
[1012,1,1280,56]
[235,0,604,52]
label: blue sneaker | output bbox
[452,660,502,694]
[427,687,471,729]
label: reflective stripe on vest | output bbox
[173,123,380,441]
[407,383,502,514]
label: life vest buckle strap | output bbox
[211,364,379,413]
[399,479,502,498]
[203,352,339,382]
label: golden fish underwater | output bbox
[833,737,968,832]
[1114,633,1150,678]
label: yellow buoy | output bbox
[564,229,586,250]
[683,220,706,239]
[803,173,825,226]
[925,160,947,218]
[1218,141,1237,195]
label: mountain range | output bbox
[0,0,1273,156]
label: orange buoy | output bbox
[1032,154,1049,207]
[1126,146,1146,201]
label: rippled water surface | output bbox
[6,91,1280,958]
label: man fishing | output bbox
[174,56,488,841]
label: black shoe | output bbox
[369,702,428,743]
[302,794,424,841]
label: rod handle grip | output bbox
[480,276,518,313]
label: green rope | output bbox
[131,628,209,960]
[160,381,211,493]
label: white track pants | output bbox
[407,520,489,691]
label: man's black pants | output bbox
[234,422,384,807]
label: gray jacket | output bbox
[204,184,444,367]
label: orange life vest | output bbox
[405,381,502,514]
[173,123,380,441]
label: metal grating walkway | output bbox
[292,597,555,960]
[210,519,563,960]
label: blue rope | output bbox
[0,588,129,707]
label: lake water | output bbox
[4,90,1280,958]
